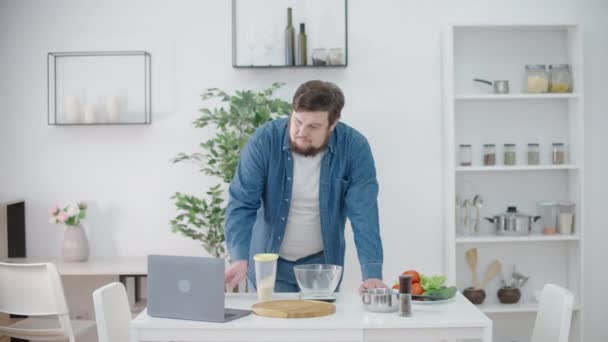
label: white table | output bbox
[131,292,492,342]
[4,257,147,301]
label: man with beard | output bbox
[224,80,386,293]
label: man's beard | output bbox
[289,129,332,157]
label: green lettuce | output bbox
[420,274,447,291]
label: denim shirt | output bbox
[224,118,383,281]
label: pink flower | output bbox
[48,206,59,216]
[57,211,69,224]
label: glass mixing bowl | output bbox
[293,264,342,298]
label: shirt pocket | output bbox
[333,177,351,208]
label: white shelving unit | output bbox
[442,23,584,342]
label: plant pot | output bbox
[497,286,521,304]
[462,287,486,305]
[62,224,89,262]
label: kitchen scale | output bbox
[298,292,337,303]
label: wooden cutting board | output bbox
[252,300,336,318]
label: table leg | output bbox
[483,326,492,342]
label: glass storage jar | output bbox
[459,144,472,166]
[504,144,516,165]
[527,143,540,165]
[552,143,566,164]
[483,144,496,166]
[526,64,549,93]
[549,64,572,93]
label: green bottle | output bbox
[296,23,307,66]
[285,8,295,66]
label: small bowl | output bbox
[497,286,521,304]
[361,288,400,313]
[462,287,486,305]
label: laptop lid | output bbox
[147,255,225,322]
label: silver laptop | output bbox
[147,255,251,322]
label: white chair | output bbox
[531,283,574,342]
[0,262,96,342]
[92,282,131,342]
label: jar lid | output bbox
[460,144,471,147]
[528,143,540,146]
[526,64,546,70]
[549,64,569,69]
[504,143,516,146]
[552,142,565,146]
[483,144,495,147]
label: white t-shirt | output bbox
[278,152,325,261]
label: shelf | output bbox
[455,165,580,172]
[478,301,580,314]
[455,93,580,101]
[456,234,580,244]
[233,64,347,69]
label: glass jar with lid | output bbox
[504,143,516,165]
[552,143,566,164]
[483,144,496,166]
[527,143,540,165]
[526,64,549,93]
[549,64,572,93]
[459,144,472,166]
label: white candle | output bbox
[64,95,82,123]
[83,104,96,124]
[106,95,121,123]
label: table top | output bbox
[132,292,491,330]
[3,257,147,275]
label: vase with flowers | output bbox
[48,202,89,262]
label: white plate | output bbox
[412,295,456,304]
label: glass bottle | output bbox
[526,64,549,93]
[483,144,496,166]
[459,144,472,166]
[552,143,565,165]
[527,143,540,165]
[504,144,516,165]
[284,8,295,66]
[549,64,572,93]
[296,23,307,66]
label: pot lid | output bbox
[494,206,534,218]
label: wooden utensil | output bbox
[252,300,335,318]
[465,248,479,289]
[477,259,502,290]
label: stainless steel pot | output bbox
[473,78,510,94]
[361,288,399,313]
[485,206,540,235]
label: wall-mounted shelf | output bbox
[455,93,580,101]
[231,0,348,68]
[47,51,151,125]
[455,234,581,244]
[479,301,580,314]
[455,165,580,172]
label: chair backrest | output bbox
[531,283,574,342]
[0,262,74,339]
[93,282,131,342]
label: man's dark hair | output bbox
[292,80,345,125]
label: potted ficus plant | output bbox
[170,83,291,259]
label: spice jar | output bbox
[526,64,549,93]
[527,143,540,165]
[552,143,565,164]
[549,64,572,93]
[504,144,516,166]
[483,144,496,166]
[459,144,472,166]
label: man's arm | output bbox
[344,136,384,281]
[224,130,267,263]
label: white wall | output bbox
[1,0,606,340]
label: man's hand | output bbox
[225,260,248,290]
[358,278,388,294]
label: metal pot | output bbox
[485,206,540,235]
[473,78,510,94]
